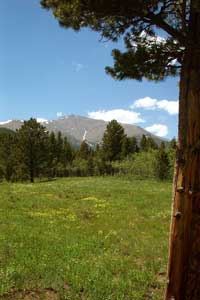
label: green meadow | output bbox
[0,177,172,300]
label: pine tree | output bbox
[169,137,177,150]
[77,140,91,160]
[140,135,148,152]
[140,135,158,152]
[121,137,131,159]
[56,131,64,164]
[48,131,58,176]
[101,120,126,161]
[147,136,158,150]
[155,142,170,180]
[128,136,138,154]
[121,136,138,159]
[49,132,57,161]
[0,132,17,181]
[17,118,49,183]
[62,136,73,165]
[41,1,200,297]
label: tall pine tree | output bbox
[48,131,58,176]
[0,131,17,181]
[41,1,200,298]
[17,118,49,183]
[155,142,170,180]
[77,140,91,160]
[62,136,73,165]
[140,135,148,152]
[101,120,126,161]
[121,136,138,159]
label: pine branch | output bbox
[144,12,186,44]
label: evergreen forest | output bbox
[0,118,176,183]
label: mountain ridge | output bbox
[0,115,165,146]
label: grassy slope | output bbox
[0,177,172,300]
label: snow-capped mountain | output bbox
[0,115,164,146]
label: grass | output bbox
[0,177,172,300]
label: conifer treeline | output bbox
[0,118,175,182]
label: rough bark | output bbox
[165,7,200,300]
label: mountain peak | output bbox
[0,115,164,146]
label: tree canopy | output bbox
[40,0,194,81]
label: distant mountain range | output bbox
[0,115,164,147]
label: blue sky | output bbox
[0,0,179,138]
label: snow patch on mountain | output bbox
[83,130,87,141]
[0,120,12,125]
[36,118,48,124]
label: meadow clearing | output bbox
[0,177,172,300]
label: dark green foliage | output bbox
[63,136,74,163]
[48,131,57,176]
[17,118,50,182]
[140,135,148,152]
[92,143,113,175]
[121,137,130,159]
[140,135,159,152]
[51,132,73,168]
[121,136,138,159]
[169,137,177,150]
[71,141,94,176]
[101,120,126,161]
[48,132,74,177]
[77,140,91,160]
[56,131,64,163]
[40,0,188,82]
[0,132,17,181]
[129,136,139,153]
[0,118,172,181]
[154,143,170,180]
[147,136,158,150]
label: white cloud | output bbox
[36,118,48,124]
[145,124,168,137]
[0,120,12,125]
[56,112,63,118]
[73,62,84,72]
[131,96,178,115]
[88,109,144,124]
[156,100,178,115]
[131,97,157,110]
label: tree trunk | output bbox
[165,8,200,300]
[30,160,34,183]
[30,169,34,183]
